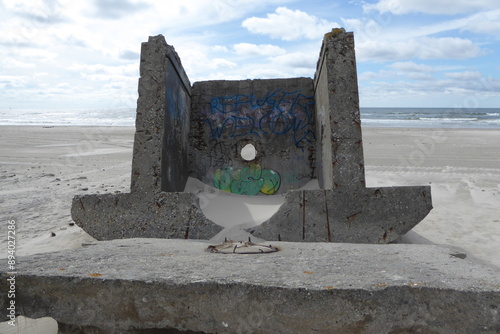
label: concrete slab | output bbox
[2,239,499,333]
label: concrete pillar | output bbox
[314,28,365,189]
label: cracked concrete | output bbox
[3,239,499,333]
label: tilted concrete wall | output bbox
[72,35,223,240]
[314,29,364,189]
[131,35,191,194]
[161,47,191,192]
[249,29,432,243]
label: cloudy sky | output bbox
[1,0,499,110]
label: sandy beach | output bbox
[1,125,499,270]
[1,125,499,331]
[363,127,500,268]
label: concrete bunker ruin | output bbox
[71,28,432,243]
[10,30,500,334]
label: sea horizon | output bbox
[1,107,499,129]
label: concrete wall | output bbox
[161,51,191,192]
[189,78,316,195]
[130,35,191,195]
[314,52,333,189]
[72,31,432,243]
[249,29,432,243]
[313,29,366,190]
[73,35,224,241]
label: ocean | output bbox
[361,107,500,128]
[1,107,499,128]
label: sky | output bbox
[1,0,499,110]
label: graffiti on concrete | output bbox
[206,89,315,149]
[208,141,233,169]
[213,164,281,195]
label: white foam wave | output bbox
[419,117,478,122]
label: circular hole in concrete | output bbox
[241,143,257,161]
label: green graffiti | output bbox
[213,164,281,195]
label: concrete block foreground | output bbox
[2,239,499,333]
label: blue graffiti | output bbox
[205,89,315,149]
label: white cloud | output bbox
[92,0,151,19]
[364,0,499,15]
[0,75,30,89]
[248,68,290,79]
[0,16,44,46]
[13,48,58,62]
[419,37,482,59]
[152,0,288,28]
[1,0,498,109]
[1,57,36,69]
[389,62,435,73]
[405,72,434,80]
[33,72,49,79]
[119,49,139,60]
[358,37,482,62]
[202,72,246,81]
[346,9,500,46]
[70,63,138,77]
[342,18,388,43]
[270,52,317,69]
[4,0,66,21]
[212,45,229,53]
[209,58,237,69]
[445,71,483,80]
[175,42,238,80]
[460,9,500,34]
[360,69,500,107]
[359,71,387,81]
[359,64,500,104]
[385,62,436,80]
[407,9,500,35]
[66,63,139,87]
[292,67,314,77]
[242,7,339,41]
[233,43,286,57]
[359,67,433,81]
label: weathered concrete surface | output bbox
[131,34,191,194]
[72,29,432,243]
[2,239,499,333]
[71,193,222,240]
[249,186,432,243]
[249,29,432,243]
[190,78,316,194]
[71,35,222,240]
[314,28,365,189]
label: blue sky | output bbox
[1,0,499,110]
